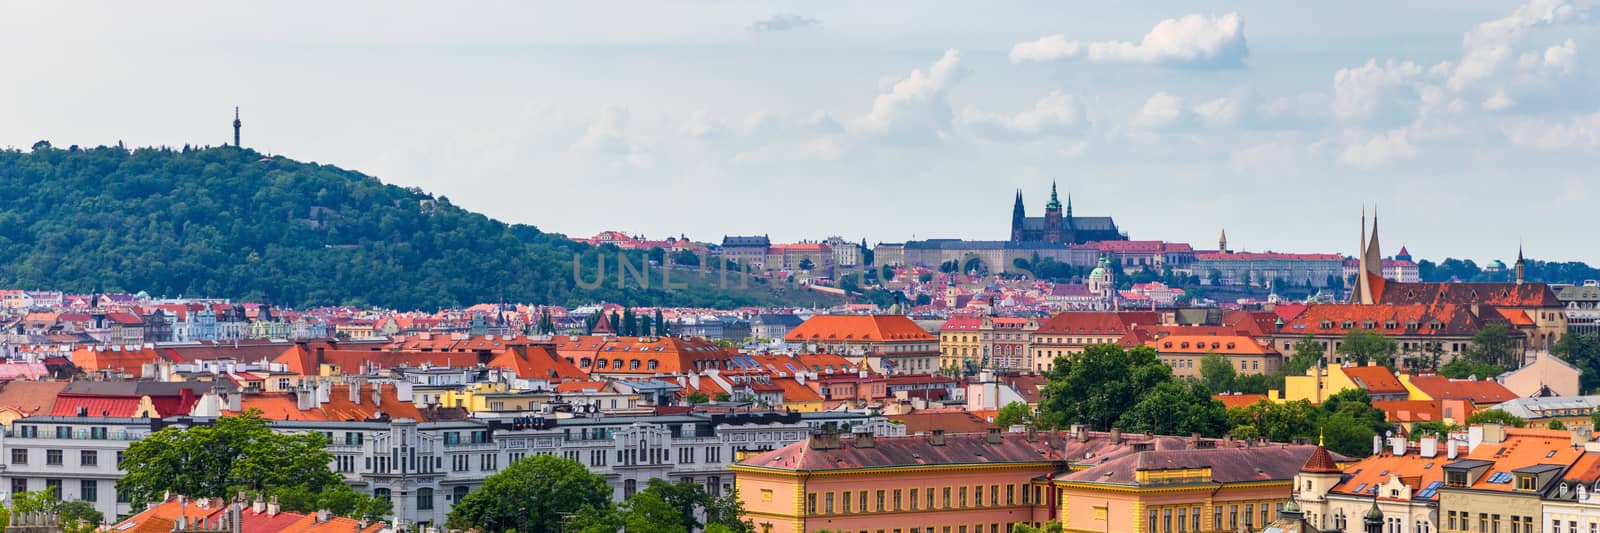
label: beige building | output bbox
[1028,312,1160,372]
[786,315,940,374]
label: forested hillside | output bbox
[0,143,834,310]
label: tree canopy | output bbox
[447,455,612,532]
[1037,344,1179,431]
[1337,330,1398,367]
[0,145,837,310]
[117,410,383,518]
[1222,389,1391,457]
[1554,333,1600,393]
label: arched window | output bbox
[374,488,391,501]
[452,486,469,503]
[416,487,434,511]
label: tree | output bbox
[996,401,1034,428]
[1439,358,1505,380]
[1467,324,1520,369]
[1116,380,1229,437]
[1037,344,1176,430]
[1337,330,1398,367]
[1227,400,1321,444]
[881,265,896,281]
[624,491,689,533]
[1199,352,1236,393]
[1554,333,1600,393]
[686,391,710,404]
[657,309,671,336]
[798,257,815,271]
[5,491,100,533]
[1464,409,1528,428]
[1550,420,1568,430]
[446,455,611,532]
[1282,336,1325,376]
[117,410,353,513]
[1407,421,1460,440]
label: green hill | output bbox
[0,142,841,310]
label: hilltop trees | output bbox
[0,145,832,310]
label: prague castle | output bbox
[1009,182,1126,244]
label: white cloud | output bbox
[1132,92,1187,128]
[1331,59,1426,123]
[1501,112,1600,149]
[959,91,1086,138]
[1450,0,1579,91]
[1482,91,1516,110]
[1340,128,1418,168]
[748,14,820,33]
[1010,13,1247,67]
[1541,38,1578,74]
[572,105,653,169]
[852,49,965,141]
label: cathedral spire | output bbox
[1066,191,1073,218]
[232,107,242,148]
[1046,181,1062,210]
[1515,243,1526,285]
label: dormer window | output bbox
[1517,475,1537,491]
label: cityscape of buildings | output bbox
[0,208,1594,533]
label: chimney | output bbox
[227,392,241,412]
[1481,423,1507,445]
[1026,426,1038,442]
[807,432,841,450]
[1070,423,1087,442]
[349,380,361,404]
[1447,438,1459,459]
[1575,427,1593,447]
[251,495,265,514]
[930,429,946,446]
[853,431,876,448]
[266,496,279,516]
[986,427,1003,444]
[1420,437,1438,458]
[316,509,330,523]
[1191,432,1202,446]
[296,387,316,411]
[1109,427,1121,444]
[371,382,383,405]
[1391,436,1406,456]
[396,381,414,403]
[316,380,331,404]
[1372,434,1383,455]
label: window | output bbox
[416,488,433,511]
[452,486,469,504]
[894,489,903,511]
[1214,507,1223,531]
[1192,507,1201,531]
[80,450,96,467]
[10,449,25,465]
[44,479,60,498]
[843,490,853,513]
[826,493,835,514]
[876,490,886,512]
[10,479,25,496]
[974,486,983,507]
[45,449,61,466]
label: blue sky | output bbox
[2,1,1596,262]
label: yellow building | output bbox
[1269,363,1409,404]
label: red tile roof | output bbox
[1301,446,1342,473]
[1339,365,1408,395]
[1378,281,1562,308]
[1214,393,1269,409]
[785,315,936,343]
[1034,311,1161,336]
[1405,375,1518,405]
